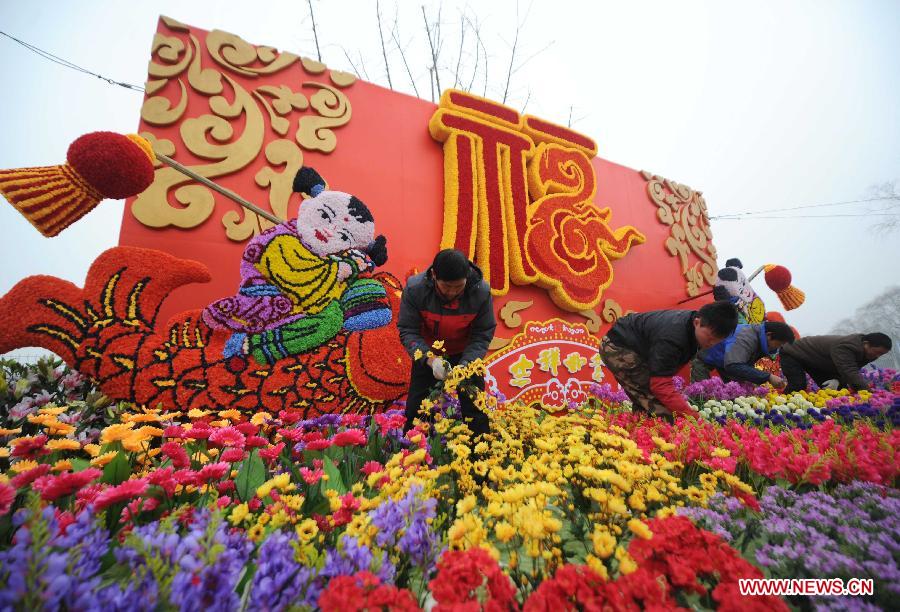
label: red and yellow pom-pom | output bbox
[763,265,792,292]
[764,264,805,311]
[0,131,155,237]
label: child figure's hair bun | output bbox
[293,167,327,197]
[367,235,388,266]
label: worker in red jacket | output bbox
[398,249,496,436]
[599,301,738,418]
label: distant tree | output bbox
[867,179,900,234]
[830,285,900,369]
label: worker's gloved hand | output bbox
[768,374,786,389]
[822,379,840,390]
[429,357,449,381]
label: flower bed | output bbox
[0,358,898,610]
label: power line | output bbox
[0,30,145,92]
[710,196,896,220]
[713,213,898,221]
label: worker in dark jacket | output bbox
[692,321,796,387]
[398,249,496,436]
[780,332,892,393]
[599,301,738,418]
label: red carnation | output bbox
[331,429,367,447]
[197,462,230,484]
[361,461,384,475]
[430,548,518,611]
[10,464,52,488]
[32,468,103,501]
[235,422,258,436]
[93,479,149,511]
[163,425,187,438]
[259,442,285,463]
[0,482,16,516]
[318,571,419,612]
[305,439,332,451]
[11,435,50,459]
[245,435,268,448]
[186,423,212,440]
[221,448,245,463]
[209,427,246,449]
[161,442,191,469]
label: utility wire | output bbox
[0,30,145,92]
[710,196,895,219]
[713,213,897,221]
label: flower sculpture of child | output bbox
[712,258,766,324]
[203,167,391,366]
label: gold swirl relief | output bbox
[296,83,352,153]
[133,20,355,241]
[499,300,533,328]
[578,308,602,332]
[250,140,305,235]
[641,171,718,297]
[133,74,265,229]
[206,30,299,77]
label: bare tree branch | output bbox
[453,13,466,89]
[376,0,393,89]
[422,5,441,95]
[429,67,435,103]
[521,89,532,114]
[306,0,322,62]
[512,40,555,75]
[462,13,487,95]
[502,3,522,104]
[357,50,371,81]
[391,16,420,97]
[465,15,481,92]
[340,46,361,77]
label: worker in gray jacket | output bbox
[693,321,796,387]
[780,332,892,393]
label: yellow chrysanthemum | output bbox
[45,438,80,452]
[251,412,272,426]
[52,460,73,472]
[627,518,653,540]
[90,451,119,468]
[295,518,319,542]
[11,459,39,473]
[101,423,135,443]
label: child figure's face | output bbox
[296,192,375,257]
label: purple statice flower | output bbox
[168,511,252,612]
[0,505,111,611]
[681,483,900,610]
[296,414,342,431]
[109,510,252,611]
[683,377,765,401]
[369,484,441,569]
[587,382,629,404]
[0,509,35,608]
[322,535,395,585]
[248,532,320,610]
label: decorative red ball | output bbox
[764,265,792,292]
[66,131,155,199]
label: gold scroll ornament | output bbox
[133,19,354,242]
[641,171,718,297]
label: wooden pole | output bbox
[675,265,767,304]
[155,153,284,225]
